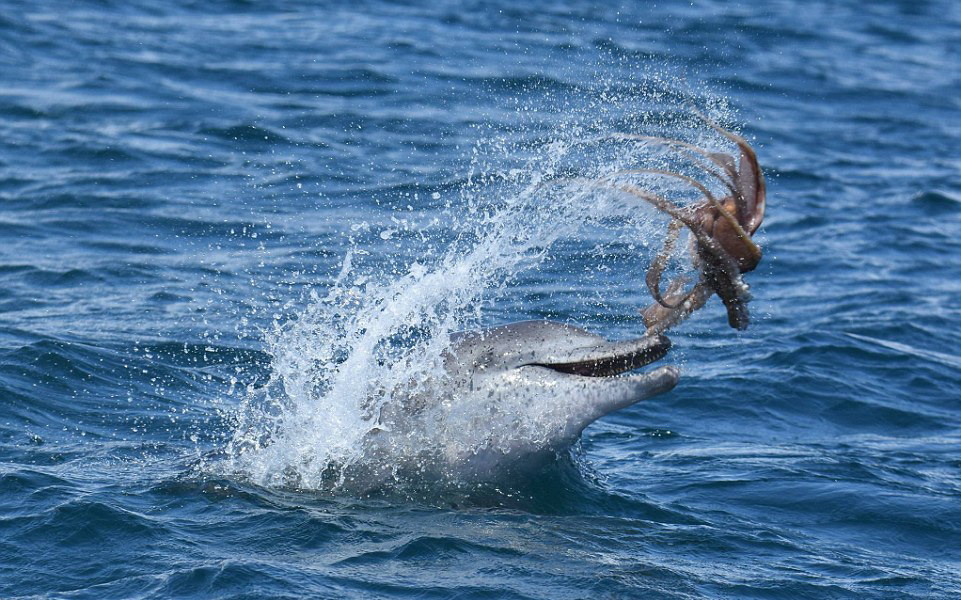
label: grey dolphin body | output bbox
[353,321,679,489]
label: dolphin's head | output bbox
[443,321,679,455]
[351,320,679,492]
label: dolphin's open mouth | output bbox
[528,334,671,378]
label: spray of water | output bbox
[219,86,738,495]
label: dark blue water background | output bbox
[2,1,960,598]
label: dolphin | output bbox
[343,320,679,491]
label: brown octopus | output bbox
[606,115,766,333]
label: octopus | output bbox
[604,114,767,334]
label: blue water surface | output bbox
[2,1,961,598]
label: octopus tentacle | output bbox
[605,168,722,204]
[645,218,686,309]
[609,133,739,197]
[643,280,713,335]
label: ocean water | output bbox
[2,0,961,598]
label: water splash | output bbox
[219,88,739,496]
